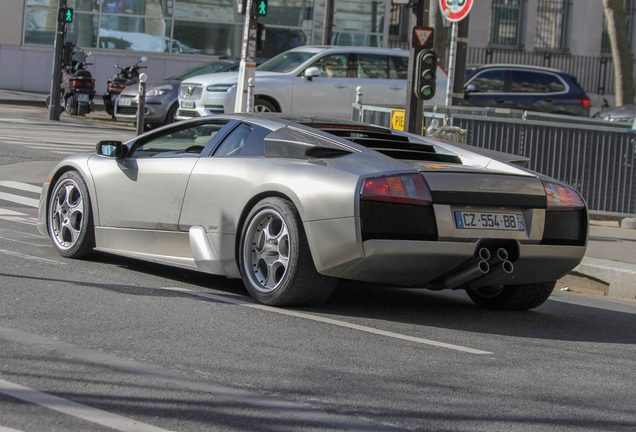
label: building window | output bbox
[490,0,524,47]
[535,0,570,51]
[601,0,635,54]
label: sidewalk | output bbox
[1,88,635,300]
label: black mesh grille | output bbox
[178,110,199,118]
[360,200,437,241]
[117,107,137,115]
[541,210,587,246]
[432,191,547,208]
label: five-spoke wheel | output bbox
[239,198,335,306]
[48,171,95,258]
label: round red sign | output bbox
[439,0,473,22]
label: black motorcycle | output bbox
[102,56,147,118]
[47,43,96,116]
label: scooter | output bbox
[47,42,96,116]
[102,56,147,118]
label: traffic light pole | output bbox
[404,0,428,135]
[48,0,67,121]
[235,0,258,113]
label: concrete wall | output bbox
[0,44,208,94]
[0,0,24,46]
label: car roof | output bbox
[286,45,409,56]
[473,64,564,74]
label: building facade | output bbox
[0,0,630,107]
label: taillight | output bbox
[108,82,127,90]
[580,97,591,108]
[361,173,432,205]
[70,80,82,87]
[86,81,94,87]
[542,181,585,211]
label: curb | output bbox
[569,257,636,299]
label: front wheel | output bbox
[164,103,179,125]
[239,197,336,306]
[253,98,277,113]
[47,171,95,258]
[466,281,556,310]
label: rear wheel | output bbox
[65,95,77,116]
[254,98,277,113]
[466,281,556,310]
[77,103,87,116]
[239,197,336,306]
[47,171,95,258]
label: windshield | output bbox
[257,51,318,73]
[169,61,232,80]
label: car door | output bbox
[351,53,407,108]
[507,70,549,112]
[88,120,232,230]
[290,53,354,118]
[464,69,507,108]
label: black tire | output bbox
[47,171,95,258]
[239,197,336,306]
[77,103,87,116]
[254,98,277,113]
[164,103,179,125]
[65,95,77,116]
[466,281,556,310]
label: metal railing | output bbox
[352,104,636,216]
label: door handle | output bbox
[494,98,506,103]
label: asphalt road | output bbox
[0,105,635,432]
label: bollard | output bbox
[247,77,255,113]
[136,73,147,135]
[356,86,363,122]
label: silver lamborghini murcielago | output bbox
[37,114,588,310]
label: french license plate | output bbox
[118,98,132,106]
[77,94,90,102]
[181,101,195,109]
[454,211,525,231]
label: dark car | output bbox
[463,64,591,117]
[115,59,262,127]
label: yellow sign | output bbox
[390,109,405,131]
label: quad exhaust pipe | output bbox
[434,246,514,290]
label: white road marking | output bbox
[0,249,64,264]
[0,326,397,431]
[161,287,492,355]
[0,192,39,208]
[0,378,174,432]
[0,217,37,225]
[0,425,25,432]
[0,181,42,194]
[0,208,27,216]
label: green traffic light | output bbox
[257,0,267,15]
[420,86,432,96]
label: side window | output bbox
[310,54,348,78]
[130,122,228,158]
[356,54,389,79]
[390,56,408,80]
[469,70,505,92]
[510,71,539,93]
[540,73,566,93]
[214,123,253,157]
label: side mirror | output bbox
[113,63,118,69]
[304,67,321,81]
[140,56,148,62]
[465,83,479,93]
[96,140,125,158]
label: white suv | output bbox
[176,46,447,121]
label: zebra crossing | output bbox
[0,181,42,225]
[0,118,135,155]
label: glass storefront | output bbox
[23,0,389,59]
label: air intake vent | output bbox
[360,201,437,241]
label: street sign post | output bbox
[234,0,258,113]
[440,0,473,106]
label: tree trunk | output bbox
[603,0,634,106]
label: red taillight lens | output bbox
[361,174,432,205]
[108,82,127,90]
[542,181,585,211]
[86,81,94,87]
[580,97,591,108]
